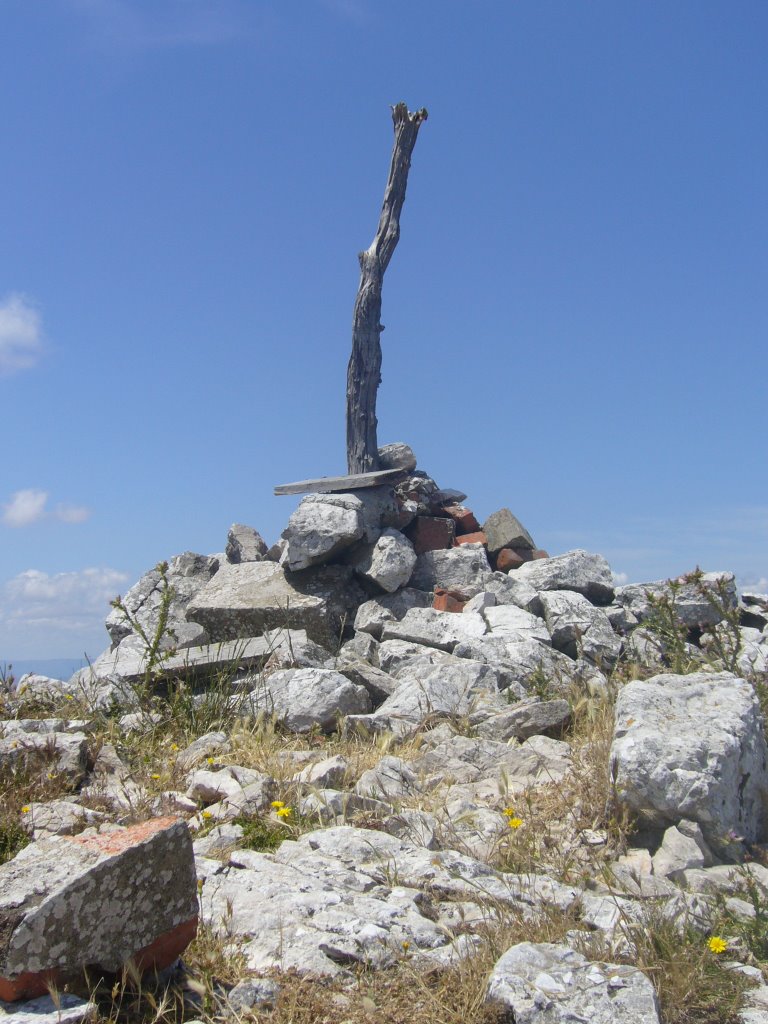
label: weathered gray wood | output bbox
[346,102,427,475]
[274,467,406,496]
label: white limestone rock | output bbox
[370,657,503,726]
[248,667,371,733]
[105,551,218,646]
[355,756,421,802]
[485,942,660,1023]
[295,754,349,790]
[353,588,432,640]
[453,636,581,696]
[611,671,768,849]
[483,605,551,645]
[20,800,107,840]
[282,494,366,570]
[0,994,97,1024]
[484,572,543,615]
[615,571,738,628]
[538,590,621,668]
[226,523,268,563]
[186,561,364,648]
[472,698,572,742]
[381,607,488,652]
[350,529,417,593]
[377,638,452,675]
[409,544,493,598]
[515,549,615,605]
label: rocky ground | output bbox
[2,447,768,1024]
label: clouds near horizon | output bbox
[0,566,128,658]
[0,294,43,376]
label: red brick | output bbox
[404,516,455,555]
[495,549,526,573]
[133,916,199,974]
[433,588,466,613]
[454,531,487,548]
[0,969,64,1002]
[443,505,480,535]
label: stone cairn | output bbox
[2,443,768,1024]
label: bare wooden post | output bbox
[345,102,428,474]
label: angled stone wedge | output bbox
[0,817,198,1001]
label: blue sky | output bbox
[1,0,766,663]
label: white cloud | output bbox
[2,490,92,527]
[1,567,129,633]
[611,571,629,585]
[54,503,92,524]
[2,489,49,527]
[0,294,43,376]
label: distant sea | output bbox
[1,658,88,683]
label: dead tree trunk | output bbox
[346,103,428,474]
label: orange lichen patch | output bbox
[64,817,180,856]
[132,916,199,973]
[0,967,64,1002]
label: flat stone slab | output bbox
[0,817,198,1000]
[186,562,363,647]
[274,467,406,496]
[82,632,314,684]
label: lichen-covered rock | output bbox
[611,671,768,849]
[0,818,198,1001]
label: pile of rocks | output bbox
[3,445,768,1024]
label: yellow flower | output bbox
[271,800,285,809]
[401,941,410,952]
[170,743,179,752]
[150,773,161,780]
[21,805,31,814]
[64,694,74,701]
[201,810,213,819]
[206,756,217,766]
[507,817,523,830]
[276,806,292,819]
[502,807,516,817]
[708,936,727,954]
